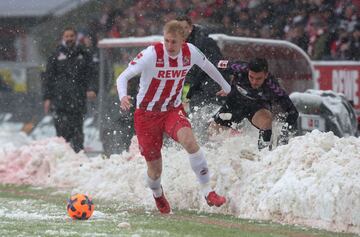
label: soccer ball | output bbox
[66,194,94,220]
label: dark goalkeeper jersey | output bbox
[216,60,299,126]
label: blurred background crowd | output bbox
[78,0,360,61]
[0,0,359,63]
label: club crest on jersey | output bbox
[183,56,190,66]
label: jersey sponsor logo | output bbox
[183,56,190,66]
[157,69,187,79]
[155,58,164,67]
[182,43,191,66]
[217,60,229,69]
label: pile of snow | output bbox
[0,129,359,235]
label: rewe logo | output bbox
[332,70,359,104]
[157,69,187,79]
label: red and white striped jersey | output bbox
[117,42,230,112]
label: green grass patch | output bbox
[0,184,357,237]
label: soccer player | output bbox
[116,20,231,214]
[210,58,299,150]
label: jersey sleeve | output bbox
[189,43,207,68]
[217,60,248,74]
[266,76,299,126]
[189,43,231,93]
[116,46,154,101]
[128,46,154,69]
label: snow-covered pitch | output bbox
[0,120,359,235]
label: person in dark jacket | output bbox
[43,27,98,153]
[349,24,360,60]
[176,16,224,108]
[210,58,299,150]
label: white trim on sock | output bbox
[146,175,162,198]
[188,148,203,159]
[200,183,212,197]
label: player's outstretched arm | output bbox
[202,60,231,93]
[190,44,231,94]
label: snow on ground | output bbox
[0,124,359,235]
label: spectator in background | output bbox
[108,13,124,38]
[220,14,234,35]
[285,22,309,52]
[306,15,332,60]
[331,27,352,60]
[89,0,359,61]
[99,3,112,31]
[349,23,360,60]
[233,23,251,37]
[43,27,98,153]
[319,4,337,33]
[338,4,358,33]
[176,15,224,109]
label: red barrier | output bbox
[313,61,360,109]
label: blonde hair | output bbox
[163,20,185,39]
